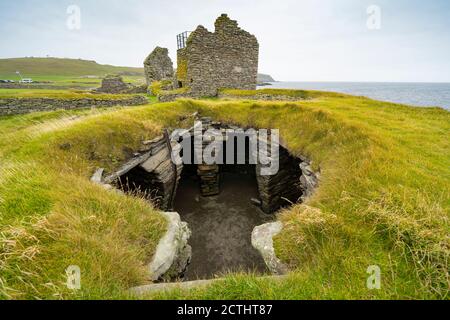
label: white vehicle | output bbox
[20,78,33,83]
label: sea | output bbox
[259,82,450,110]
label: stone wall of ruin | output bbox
[0,96,148,116]
[177,14,259,96]
[144,47,174,85]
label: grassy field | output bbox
[0,92,448,300]
[0,76,145,89]
[0,75,145,89]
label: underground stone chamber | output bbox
[174,163,272,280]
[117,166,166,208]
[109,120,317,281]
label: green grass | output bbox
[149,80,170,96]
[149,80,189,96]
[0,89,145,100]
[0,91,448,300]
[0,107,174,299]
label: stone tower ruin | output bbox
[175,14,259,96]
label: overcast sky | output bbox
[0,0,449,82]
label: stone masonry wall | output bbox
[144,47,174,85]
[218,92,309,102]
[177,14,259,96]
[0,96,148,116]
[256,147,303,214]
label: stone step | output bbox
[130,275,287,297]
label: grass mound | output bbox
[219,88,349,100]
[274,205,339,267]
[0,91,448,299]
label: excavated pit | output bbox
[175,164,272,280]
[109,121,317,281]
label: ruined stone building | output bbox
[175,14,259,96]
[95,74,147,94]
[142,14,259,97]
[144,47,174,85]
[95,74,130,93]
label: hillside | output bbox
[257,73,276,83]
[0,57,144,78]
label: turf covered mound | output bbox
[0,92,448,299]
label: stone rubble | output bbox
[0,95,147,116]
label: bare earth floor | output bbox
[174,171,273,281]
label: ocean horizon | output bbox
[260,81,450,110]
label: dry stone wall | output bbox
[218,92,308,101]
[256,145,303,214]
[140,139,183,210]
[0,96,148,116]
[0,83,88,90]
